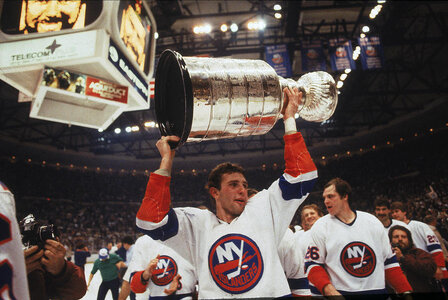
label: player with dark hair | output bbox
[305,178,412,298]
[135,87,319,297]
[374,198,408,234]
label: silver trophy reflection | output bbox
[155,50,338,148]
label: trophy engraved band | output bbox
[155,49,338,148]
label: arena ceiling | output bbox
[0,1,447,170]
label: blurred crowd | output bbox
[1,129,447,253]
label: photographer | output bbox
[21,214,87,300]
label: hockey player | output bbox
[136,87,318,298]
[126,235,197,299]
[305,178,412,298]
[374,198,409,234]
[0,180,30,300]
[391,201,447,282]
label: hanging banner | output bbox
[358,36,384,70]
[300,41,326,72]
[265,44,292,77]
[329,38,356,71]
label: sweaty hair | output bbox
[389,225,414,248]
[324,178,352,200]
[390,201,407,213]
[374,198,390,209]
[301,204,324,219]
[206,162,245,190]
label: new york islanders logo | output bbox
[151,255,178,286]
[340,241,376,278]
[209,234,263,294]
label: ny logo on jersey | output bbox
[208,234,263,294]
[151,255,178,286]
[340,241,376,278]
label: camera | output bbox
[19,214,59,249]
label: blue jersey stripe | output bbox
[148,293,193,300]
[137,209,179,241]
[428,243,442,252]
[288,277,309,289]
[279,176,317,201]
[384,255,398,266]
[304,261,324,273]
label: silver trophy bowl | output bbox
[155,50,338,148]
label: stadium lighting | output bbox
[337,81,344,89]
[193,24,212,34]
[360,33,366,38]
[340,73,348,81]
[274,13,282,19]
[362,26,370,33]
[155,32,159,39]
[230,23,238,32]
[144,121,156,128]
[114,128,121,134]
[220,24,228,32]
[125,126,132,133]
[131,126,140,132]
[98,128,103,132]
[274,4,282,11]
[377,0,386,3]
[344,68,352,74]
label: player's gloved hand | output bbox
[24,245,44,274]
[41,239,67,275]
[164,274,182,295]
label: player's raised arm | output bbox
[136,136,180,228]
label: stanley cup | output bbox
[155,49,338,148]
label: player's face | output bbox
[213,172,248,222]
[323,184,346,217]
[26,0,82,32]
[302,208,320,230]
[374,206,390,222]
[391,209,406,222]
[391,229,410,249]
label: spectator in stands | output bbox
[74,242,91,271]
[87,248,126,300]
[424,215,448,263]
[389,225,443,297]
[391,201,446,282]
[374,198,408,234]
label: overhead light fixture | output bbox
[131,126,140,132]
[125,126,132,133]
[274,4,282,11]
[336,81,344,89]
[220,24,228,32]
[154,32,159,39]
[340,74,348,81]
[114,128,121,134]
[193,24,212,34]
[230,23,238,32]
[360,33,366,38]
[274,13,282,19]
[344,69,352,74]
[362,25,370,33]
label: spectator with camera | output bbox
[389,225,444,298]
[21,214,87,300]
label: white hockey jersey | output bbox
[407,220,443,255]
[0,181,30,300]
[136,133,318,298]
[126,235,197,299]
[278,228,310,296]
[384,219,409,235]
[305,211,400,296]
